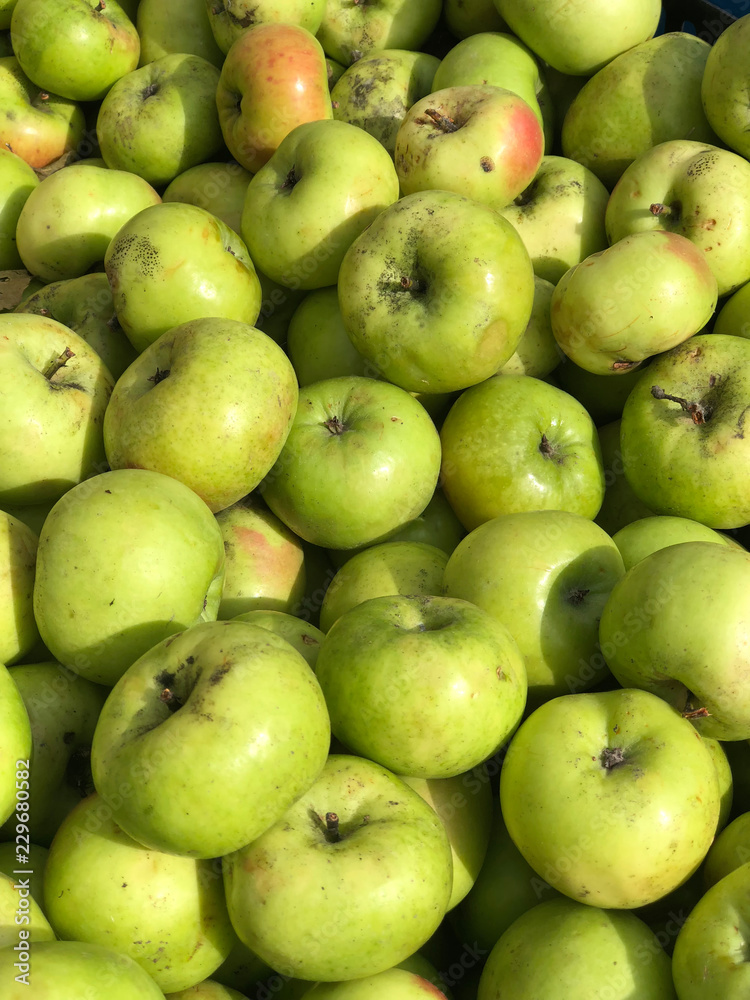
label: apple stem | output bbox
[95,0,106,9]
[324,812,341,843]
[43,346,75,380]
[682,706,711,720]
[649,203,673,217]
[651,386,711,425]
[399,275,426,293]
[422,108,460,133]
[600,747,625,769]
[148,367,170,385]
[159,687,183,712]
[323,416,346,435]
[38,92,49,102]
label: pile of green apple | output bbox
[4,0,750,997]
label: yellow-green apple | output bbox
[477,898,677,1000]
[0,512,39,667]
[215,495,306,618]
[15,272,137,379]
[260,375,441,550]
[612,515,732,571]
[550,231,718,375]
[330,48,440,156]
[498,276,559,377]
[605,140,750,298]
[15,163,161,283]
[206,0,326,53]
[43,793,236,992]
[599,541,750,741]
[91,619,330,858]
[0,870,55,946]
[223,753,453,980]
[443,510,625,705]
[138,0,223,67]
[103,317,298,512]
[703,813,750,889]
[286,286,370,385]
[0,56,85,168]
[337,190,534,394]
[0,1,16,28]
[315,594,527,778]
[241,119,400,290]
[706,737,734,834]
[562,32,716,189]
[701,13,750,161]
[163,161,252,234]
[444,0,506,38]
[499,687,720,908]
[554,356,646,426]
[319,541,447,632]
[300,970,449,999]
[97,53,224,186]
[232,610,324,670]
[209,937,271,995]
[216,23,332,174]
[394,85,543,209]
[0,663,31,826]
[11,0,139,102]
[0,147,37,268]
[104,202,262,353]
[494,0,661,76]
[498,155,609,285]
[0,662,106,846]
[619,334,750,527]
[0,312,113,506]
[33,468,226,687]
[165,984,248,1000]
[594,420,653,536]
[316,0,441,66]
[714,280,750,338]
[440,374,605,531]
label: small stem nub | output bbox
[683,706,711,720]
[148,367,170,385]
[323,416,346,435]
[95,0,106,10]
[649,203,672,217]
[423,108,460,133]
[601,747,625,769]
[651,385,710,425]
[43,346,75,380]
[325,812,340,843]
[399,275,426,293]
[159,688,183,712]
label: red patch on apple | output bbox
[409,973,447,997]
[502,102,544,196]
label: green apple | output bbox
[619,334,750,527]
[97,53,224,186]
[138,0,224,66]
[33,468,226,686]
[319,541,447,632]
[477,897,676,1000]
[254,268,306,347]
[0,664,32,826]
[0,498,55,538]
[494,0,661,77]
[0,842,48,909]
[703,812,750,889]
[706,736,734,834]
[337,190,534,394]
[166,984,248,1000]
[612,515,732,571]
[443,511,625,704]
[0,147,37,269]
[210,936,271,995]
[439,374,605,531]
[498,276,560,378]
[163,161,252,234]
[500,687,721,909]
[241,119,400,291]
[701,13,750,161]
[103,317,298,512]
[315,594,527,778]
[595,422,655,536]
[11,0,139,102]
[0,940,167,998]
[714,280,750,339]
[206,0,326,54]
[0,662,107,846]
[216,495,306,618]
[260,376,442,550]
[0,512,39,667]
[91,619,330,857]
[605,140,750,298]
[15,272,138,379]
[553,356,646,426]
[0,56,86,169]
[15,163,161,283]
[286,286,371,385]
[599,541,750,741]
[498,156,609,285]
[0,312,114,507]
[317,0,442,66]
[0,870,55,946]
[562,32,716,189]
[232,610,325,670]
[223,753,453,981]
[44,793,236,992]
[444,0,506,38]
[300,969,449,999]
[331,49,440,156]
[104,202,261,353]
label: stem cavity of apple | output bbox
[43,346,75,380]
[539,433,564,465]
[281,166,299,191]
[651,385,713,425]
[323,416,347,435]
[600,747,626,769]
[148,367,170,385]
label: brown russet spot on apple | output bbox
[480,156,494,172]
[209,663,231,685]
[600,746,625,769]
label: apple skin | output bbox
[232,610,325,670]
[0,312,114,507]
[317,0,442,66]
[494,0,661,77]
[104,202,262,353]
[216,23,332,175]
[0,512,40,666]
[0,870,55,946]
[43,793,237,992]
[703,813,750,889]
[205,0,326,54]
[15,163,161,283]
[612,515,732,572]
[498,276,560,378]
[97,53,224,186]
[0,842,48,908]
[554,357,646,427]
[394,85,544,210]
[286,286,371,385]
[0,940,168,999]
[33,468,226,687]
[103,317,298,513]
[0,147,38,269]
[444,0,506,38]
[0,663,32,826]
[300,969,449,999]
[599,541,750,742]
[11,0,140,102]
[702,14,750,161]
[439,374,605,531]
[241,119,400,291]
[476,897,676,1000]
[605,140,750,298]
[260,375,442,551]
[714,281,750,339]
[498,155,609,286]
[138,0,224,67]
[163,161,252,235]
[0,56,86,169]
[165,984,248,1000]
[315,594,527,779]
[337,190,535,395]
[443,511,625,705]
[500,687,721,909]
[223,754,453,982]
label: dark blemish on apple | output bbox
[480,156,494,172]
[734,405,750,439]
[121,883,127,888]
[567,588,590,606]
[186,655,195,665]
[104,489,111,494]
[109,598,115,606]
[209,664,231,685]
[62,731,75,745]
